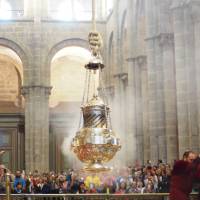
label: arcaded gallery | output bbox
[0,0,200,199]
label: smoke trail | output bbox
[60,109,82,170]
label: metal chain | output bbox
[92,0,96,31]
[78,69,89,129]
[99,67,112,129]
[86,70,91,102]
[82,69,88,105]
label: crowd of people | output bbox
[0,162,171,194]
[0,152,199,197]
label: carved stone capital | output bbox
[21,85,52,97]
[127,55,147,70]
[113,72,128,81]
[137,55,147,67]
[158,33,174,48]
[171,0,200,21]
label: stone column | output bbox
[184,6,199,152]
[193,3,200,152]
[126,56,147,165]
[140,56,150,163]
[160,33,178,163]
[155,36,167,163]
[172,6,189,156]
[146,35,167,163]
[22,86,51,172]
[126,59,137,165]
[145,0,161,164]
[134,57,144,163]
[146,37,158,163]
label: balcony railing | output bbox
[0,193,199,200]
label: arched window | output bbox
[50,46,92,107]
[0,0,11,20]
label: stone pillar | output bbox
[141,60,150,163]
[126,59,137,165]
[126,56,147,165]
[146,35,167,163]
[193,4,200,152]
[22,86,51,172]
[155,36,167,163]
[145,0,161,164]
[146,37,158,163]
[172,7,189,156]
[184,5,199,153]
[134,57,144,163]
[160,33,178,163]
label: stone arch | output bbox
[48,38,89,66]
[0,53,23,106]
[0,54,23,82]
[0,38,29,84]
[47,38,89,85]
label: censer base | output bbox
[83,162,111,173]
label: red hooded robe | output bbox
[169,160,194,200]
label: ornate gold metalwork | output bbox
[71,94,121,172]
[71,0,120,172]
[71,79,121,172]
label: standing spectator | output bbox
[41,176,51,194]
[115,180,127,194]
[66,169,73,192]
[136,181,144,193]
[143,181,154,193]
[13,170,26,193]
[78,181,87,193]
[126,179,137,193]
[70,173,80,193]
[57,175,67,193]
[49,174,59,193]
[192,157,200,198]
[169,151,196,200]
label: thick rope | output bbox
[92,0,96,31]
[89,0,103,57]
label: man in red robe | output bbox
[169,151,196,200]
[193,157,200,199]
